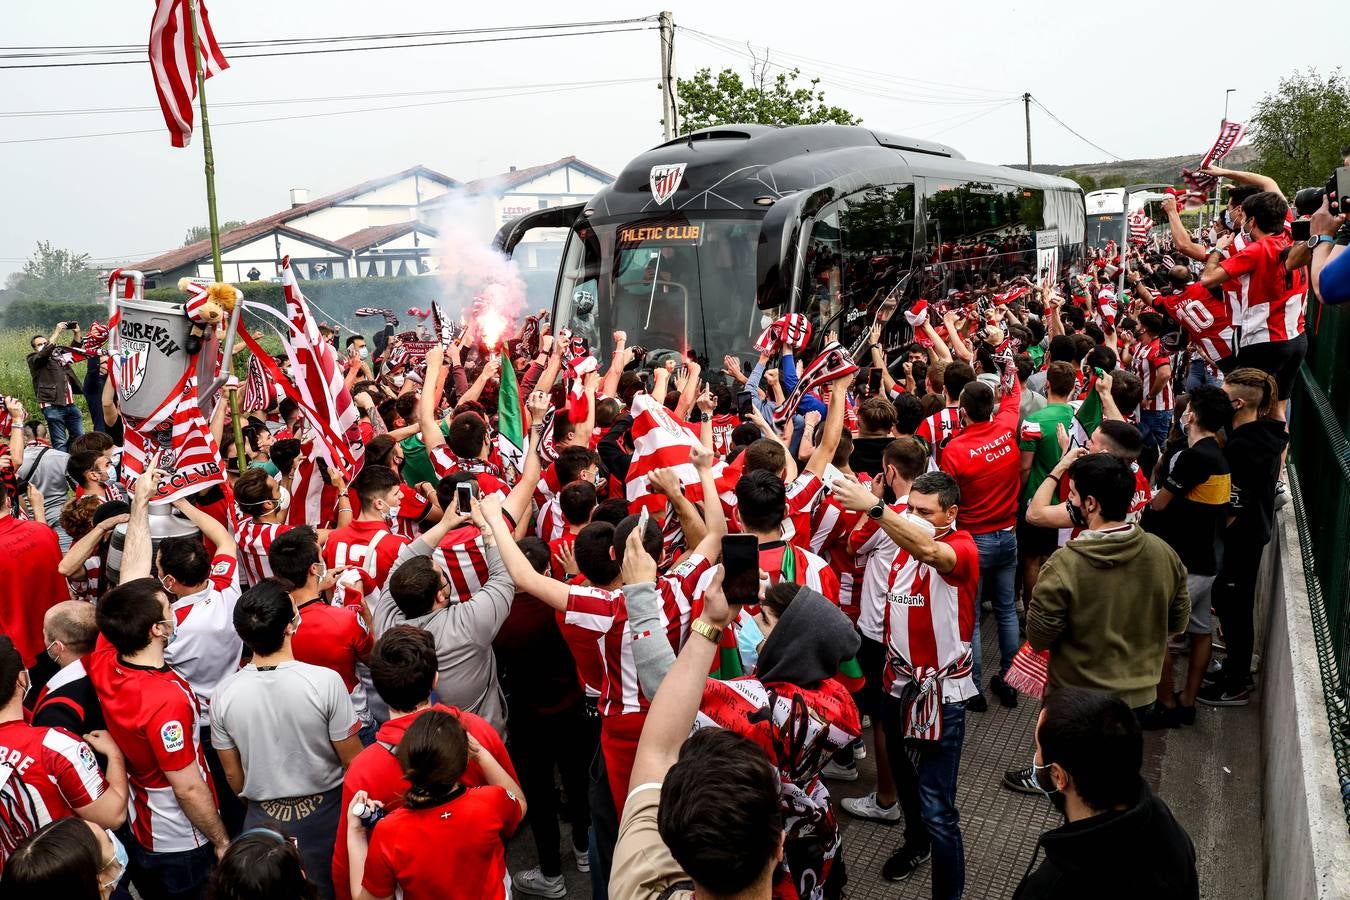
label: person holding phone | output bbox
[26,321,85,452]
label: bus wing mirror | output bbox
[493,202,587,258]
[756,188,837,311]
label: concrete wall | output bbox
[1260,504,1350,900]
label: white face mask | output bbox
[357,347,370,360]
[901,512,936,537]
[276,486,291,512]
[392,374,405,388]
[383,500,401,523]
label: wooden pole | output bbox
[189,0,224,283]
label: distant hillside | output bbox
[1008,145,1257,188]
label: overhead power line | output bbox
[0,78,647,145]
[0,25,657,70]
[1029,97,1123,161]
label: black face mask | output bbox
[1066,500,1088,529]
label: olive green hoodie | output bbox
[1027,525,1190,709]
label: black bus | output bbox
[495,124,1085,369]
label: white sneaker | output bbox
[1274,481,1289,511]
[841,791,901,823]
[573,844,590,873]
[513,867,567,898]
[821,759,859,782]
[851,737,867,760]
[861,714,872,729]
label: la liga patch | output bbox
[160,720,185,753]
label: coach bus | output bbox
[495,124,1086,371]
[1084,187,1171,250]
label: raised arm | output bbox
[502,393,550,528]
[804,378,848,478]
[1161,197,1208,262]
[60,513,129,578]
[121,467,162,581]
[171,496,236,559]
[673,358,701,421]
[600,331,627,398]
[419,349,450,451]
[1200,165,1281,196]
[481,494,569,610]
[942,311,975,362]
[5,399,27,470]
[832,476,958,573]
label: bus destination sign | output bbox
[616,222,703,247]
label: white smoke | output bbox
[432,186,527,348]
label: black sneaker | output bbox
[966,693,989,713]
[990,674,1018,708]
[1002,764,1042,794]
[1137,701,1181,731]
[1172,693,1196,726]
[881,846,932,881]
[1196,682,1250,707]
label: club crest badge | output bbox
[116,339,150,402]
[649,163,687,205]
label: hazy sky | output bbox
[1,0,1341,279]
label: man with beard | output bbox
[1014,688,1197,900]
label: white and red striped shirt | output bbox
[534,496,566,544]
[0,721,108,867]
[917,407,963,462]
[431,526,494,605]
[164,554,243,717]
[429,447,510,500]
[1221,232,1308,347]
[233,519,293,586]
[1131,338,1174,412]
[880,528,980,704]
[810,495,865,622]
[848,498,908,641]
[563,555,711,717]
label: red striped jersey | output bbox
[0,720,108,867]
[848,499,908,641]
[880,528,980,703]
[917,407,963,462]
[68,554,102,603]
[754,540,840,604]
[810,494,865,622]
[428,447,509,500]
[722,472,826,552]
[234,519,294,586]
[323,521,410,594]
[1131,338,1174,411]
[1221,231,1307,347]
[563,554,711,717]
[1160,284,1236,365]
[1219,230,1251,323]
[86,638,216,852]
[431,526,493,605]
[710,413,739,457]
[535,495,566,543]
[341,483,432,542]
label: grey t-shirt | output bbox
[16,444,70,528]
[209,660,358,800]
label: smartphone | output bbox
[721,534,761,606]
[1332,166,1350,215]
[1291,218,1312,242]
[315,457,332,486]
[637,505,650,535]
[868,367,883,395]
[456,482,474,515]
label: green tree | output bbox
[2,241,100,303]
[675,54,860,133]
[1250,68,1350,191]
[184,220,246,245]
[1098,173,1127,189]
[1062,171,1098,192]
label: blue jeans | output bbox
[124,830,214,900]
[41,402,83,452]
[1184,356,1216,394]
[970,528,1018,687]
[83,363,107,434]
[1138,408,1172,455]
[882,696,966,900]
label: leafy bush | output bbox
[144,276,447,330]
[1,299,108,331]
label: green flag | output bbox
[496,350,526,481]
[1070,367,1104,448]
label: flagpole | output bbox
[189,0,223,284]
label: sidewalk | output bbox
[833,628,1264,899]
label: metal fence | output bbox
[1287,294,1350,828]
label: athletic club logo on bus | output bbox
[649,163,687,205]
[117,339,150,402]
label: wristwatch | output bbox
[690,618,722,645]
[867,501,886,521]
[1307,234,1336,250]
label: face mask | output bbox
[45,640,59,664]
[901,512,936,537]
[760,314,774,330]
[276,486,291,512]
[1223,210,1235,230]
[101,829,129,892]
[358,347,370,360]
[1066,500,1088,529]
[158,618,178,647]
[384,502,401,523]
[392,374,405,388]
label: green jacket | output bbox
[1028,525,1189,709]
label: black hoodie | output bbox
[1013,779,1198,900]
[755,588,861,688]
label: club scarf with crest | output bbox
[1182,120,1247,197]
[116,369,226,504]
[773,343,859,427]
[624,394,724,514]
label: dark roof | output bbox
[333,221,439,252]
[135,164,457,274]
[460,156,613,195]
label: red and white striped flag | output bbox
[149,0,229,149]
[120,372,227,504]
[241,352,274,412]
[1128,209,1153,245]
[279,256,362,477]
[625,395,722,513]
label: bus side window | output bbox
[833,184,917,351]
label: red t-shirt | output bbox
[1221,231,1307,347]
[938,385,1021,533]
[334,704,514,900]
[0,516,70,666]
[291,599,373,693]
[323,520,410,593]
[548,531,579,581]
[361,784,522,900]
[1160,283,1235,365]
[85,639,215,852]
[0,720,108,867]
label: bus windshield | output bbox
[1086,213,1123,249]
[553,214,769,368]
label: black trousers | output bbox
[1213,539,1265,690]
[507,702,595,877]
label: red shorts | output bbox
[600,711,647,817]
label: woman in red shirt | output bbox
[345,710,526,900]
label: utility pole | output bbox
[1023,92,1033,172]
[659,11,678,140]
